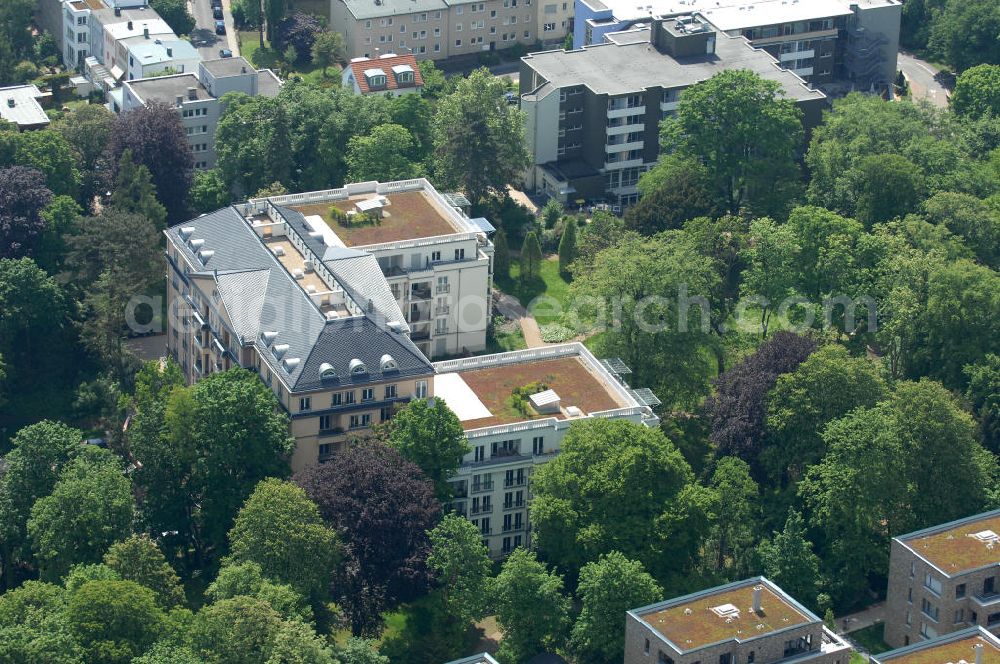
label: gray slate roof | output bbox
[166,207,432,393]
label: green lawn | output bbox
[237,31,340,86]
[495,258,573,325]
[849,622,890,654]
[487,326,527,353]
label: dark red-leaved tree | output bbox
[294,439,441,636]
[108,101,193,223]
[0,166,53,259]
[704,331,817,465]
[279,12,322,63]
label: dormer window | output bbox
[392,63,414,85]
[364,68,387,89]
[380,354,398,372]
[272,343,289,360]
[349,358,368,375]
[319,362,336,380]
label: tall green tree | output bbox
[432,68,529,204]
[207,561,314,623]
[426,514,492,627]
[66,580,165,664]
[659,69,803,216]
[801,380,997,607]
[28,448,134,582]
[704,457,760,577]
[557,217,577,277]
[311,31,345,75]
[150,0,195,34]
[628,155,715,234]
[928,0,1000,72]
[493,228,511,279]
[569,552,662,664]
[54,105,114,209]
[763,345,887,485]
[849,154,924,226]
[346,124,422,183]
[740,217,801,338]
[103,536,185,609]
[0,421,82,588]
[951,64,1000,119]
[0,129,80,199]
[263,0,287,44]
[109,149,167,229]
[570,232,718,408]
[189,169,232,213]
[225,478,339,608]
[519,230,542,283]
[215,94,294,196]
[492,548,571,664]
[755,509,823,610]
[785,206,865,300]
[921,192,1000,269]
[965,355,1000,453]
[386,398,469,502]
[530,419,713,587]
[128,369,294,571]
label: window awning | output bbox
[469,217,496,234]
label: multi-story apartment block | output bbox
[342,53,424,96]
[885,510,1000,648]
[123,38,201,80]
[119,57,281,169]
[625,577,854,664]
[574,0,899,90]
[874,627,1000,664]
[330,0,537,61]
[250,181,495,359]
[519,15,826,206]
[537,0,574,43]
[438,343,660,558]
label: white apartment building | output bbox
[119,57,281,169]
[437,344,660,557]
[253,180,494,359]
[124,38,200,80]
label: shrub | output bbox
[539,323,574,343]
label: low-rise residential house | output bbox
[119,57,281,169]
[625,577,854,664]
[573,0,900,90]
[0,86,51,131]
[342,53,424,95]
[874,627,1000,664]
[885,510,1000,648]
[438,344,660,557]
[519,14,826,206]
[124,38,201,80]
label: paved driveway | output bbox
[188,0,239,60]
[898,51,950,108]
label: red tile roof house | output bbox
[342,53,424,96]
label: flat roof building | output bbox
[573,0,900,90]
[438,343,660,557]
[0,86,51,131]
[519,15,826,206]
[874,627,1000,664]
[626,578,854,664]
[885,510,1000,648]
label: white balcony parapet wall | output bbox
[607,105,645,118]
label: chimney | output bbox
[127,20,133,30]
[241,66,247,74]
[166,47,172,57]
[114,6,121,15]
[175,94,183,107]
[187,86,197,100]
[6,98,14,108]
[143,26,150,39]
[752,585,763,613]
[974,644,984,664]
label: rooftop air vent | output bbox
[971,530,1000,546]
[349,358,368,375]
[272,343,290,359]
[293,268,304,279]
[319,362,336,379]
[711,603,740,619]
[303,260,314,272]
[305,284,317,294]
[380,354,398,372]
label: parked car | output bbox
[219,48,233,58]
[211,0,222,6]
[213,6,223,19]
[215,20,226,35]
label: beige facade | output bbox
[332,0,537,61]
[884,510,1000,649]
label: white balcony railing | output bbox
[605,140,643,154]
[607,105,645,119]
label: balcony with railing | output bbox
[434,304,450,316]
[504,477,527,488]
[472,481,495,493]
[503,500,526,511]
[471,504,494,515]
[410,283,432,301]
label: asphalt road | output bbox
[897,51,951,108]
[188,0,239,61]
